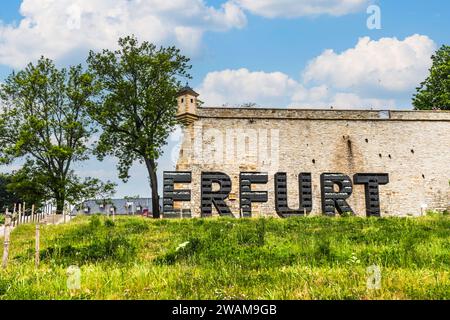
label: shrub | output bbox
[314,238,335,263]
[104,218,116,228]
[89,214,102,229]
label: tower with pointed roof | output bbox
[177,83,199,125]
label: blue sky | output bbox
[0,0,449,199]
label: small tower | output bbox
[176,83,199,125]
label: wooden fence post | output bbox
[31,204,35,223]
[17,203,22,226]
[2,210,11,269]
[35,224,40,268]
[23,202,26,224]
[12,204,16,227]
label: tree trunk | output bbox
[56,197,65,215]
[145,158,160,219]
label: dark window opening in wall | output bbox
[312,159,316,164]
[411,149,415,154]
[191,99,194,103]
[422,174,425,179]
[388,154,392,159]
[365,138,369,143]
[181,98,184,103]
[379,153,382,158]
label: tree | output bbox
[4,161,49,208]
[0,162,49,211]
[87,36,191,218]
[0,174,21,211]
[413,45,450,110]
[0,57,115,214]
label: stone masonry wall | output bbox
[175,107,450,217]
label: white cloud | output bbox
[291,85,396,109]
[197,68,298,106]
[0,0,247,68]
[235,0,370,18]
[197,68,394,109]
[197,35,435,109]
[302,34,436,93]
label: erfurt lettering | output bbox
[163,171,389,217]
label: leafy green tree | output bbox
[413,45,450,110]
[0,57,115,214]
[4,161,49,208]
[0,173,21,211]
[87,36,191,218]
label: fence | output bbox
[7,203,50,227]
[1,203,64,269]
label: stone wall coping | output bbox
[195,107,450,121]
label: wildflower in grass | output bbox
[176,241,190,252]
[347,253,361,265]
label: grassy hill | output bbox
[0,214,449,300]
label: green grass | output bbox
[0,214,4,225]
[0,214,449,300]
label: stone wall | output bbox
[175,107,450,217]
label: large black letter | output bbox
[320,173,354,216]
[274,172,312,217]
[240,172,268,217]
[201,172,232,217]
[163,172,191,216]
[353,173,389,217]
